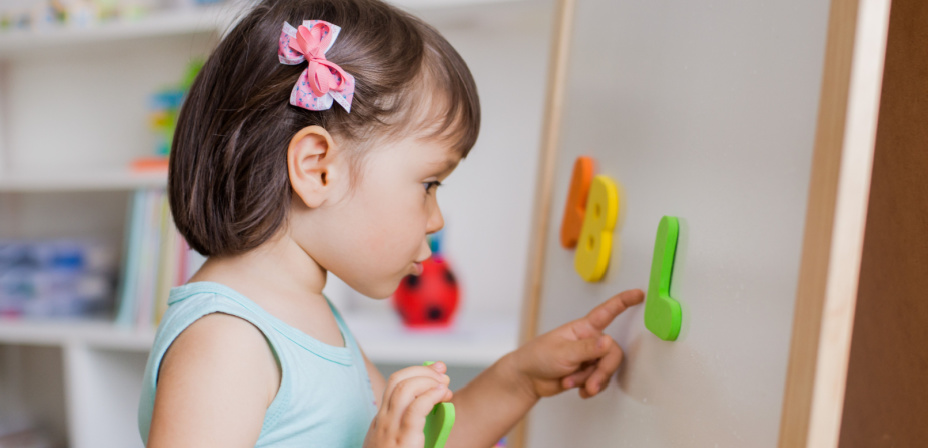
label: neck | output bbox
[188,229,349,348]
[190,230,328,302]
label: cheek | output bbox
[353,186,426,255]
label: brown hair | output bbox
[169,0,480,257]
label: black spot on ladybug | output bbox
[427,306,443,321]
[443,270,456,285]
[405,275,420,288]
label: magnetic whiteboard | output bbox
[525,0,832,446]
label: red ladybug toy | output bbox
[393,233,460,328]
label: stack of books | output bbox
[115,188,205,328]
[0,238,117,319]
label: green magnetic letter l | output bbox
[644,216,682,341]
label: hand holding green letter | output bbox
[422,362,454,448]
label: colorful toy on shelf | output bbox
[393,231,460,328]
[141,59,203,168]
[1,0,105,31]
[64,0,97,27]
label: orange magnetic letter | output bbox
[560,157,595,248]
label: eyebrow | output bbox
[432,158,460,175]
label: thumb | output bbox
[563,334,610,366]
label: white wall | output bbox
[526,0,831,446]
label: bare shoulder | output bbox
[148,313,280,447]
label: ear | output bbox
[287,126,342,208]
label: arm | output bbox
[446,289,645,448]
[147,313,280,448]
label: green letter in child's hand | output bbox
[422,362,455,448]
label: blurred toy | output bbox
[0,10,31,30]
[27,2,56,29]
[146,59,203,159]
[62,0,98,27]
[32,0,87,29]
[93,0,119,21]
[0,0,228,32]
[393,231,460,328]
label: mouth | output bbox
[412,261,424,275]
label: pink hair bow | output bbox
[279,20,356,113]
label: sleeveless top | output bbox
[138,282,378,447]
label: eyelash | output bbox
[423,181,442,193]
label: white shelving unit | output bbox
[0,314,514,365]
[0,320,154,351]
[0,0,551,446]
[0,170,167,192]
[341,313,516,366]
[0,6,238,55]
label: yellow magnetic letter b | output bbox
[574,175,620,282]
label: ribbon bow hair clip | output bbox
[279,20,356,113]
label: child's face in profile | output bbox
[302,133,460,299]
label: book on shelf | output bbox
[115,188,205,329]
[0,239,118,319]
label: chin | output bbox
[358,280,402,300]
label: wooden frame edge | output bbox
[778,0,892,446]
[510,0,576,447]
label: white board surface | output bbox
[526,1,832,447]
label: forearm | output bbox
[446,353,539,448]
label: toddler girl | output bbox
[138,0,644,446]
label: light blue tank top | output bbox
[138,281,378,447]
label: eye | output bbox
[423,181,442,193]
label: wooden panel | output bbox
[838,0,928,445]
[511,1,575,446]
[778,0,893,445]
[777,0,858,445]
[518,0,576,347]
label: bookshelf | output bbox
[0,314,515,365]
[0,319,155,351]
[0,5,237,55]
[0,170,166,192]
[0,0,551,447]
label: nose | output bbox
[426,202,445,235]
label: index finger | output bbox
[572,289,644,337]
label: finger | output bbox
[381,366,449,412]
[572,289,645,337]
[561,334,611,366]
[370,385,451,447]
[579,386,591,399]
[583,338,623,397]
[387,376,448,415]
[399,385,453,437]
[426,361,448,374]
[561,361,597,389]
